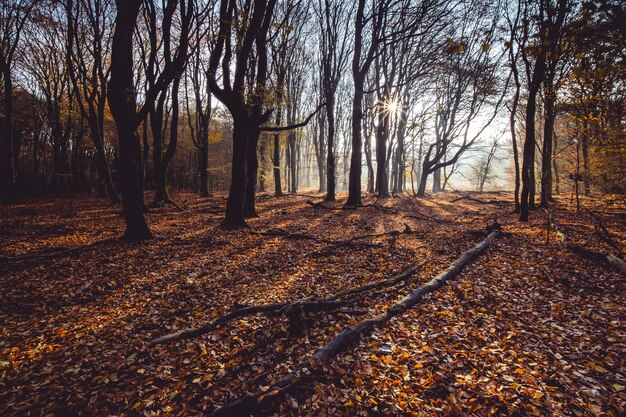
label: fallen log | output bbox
[547,210,626,275]
[206,223,500,417]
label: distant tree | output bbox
[24,4,75,193]
[65,0,119,203]
[417,0,505,196]
[519,0,568,222]
[472,136,501,192]
[505,0,522,212]
[185,8,214,197]
[0,0,39,202]
[315,0,351,201]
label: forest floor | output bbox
[0,190,624,417]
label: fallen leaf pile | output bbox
[0,191,624,416]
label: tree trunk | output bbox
[347,77,364,206]
[582,121,590,196]
[325,97,336,201]
[199,106,211,197]
[151,91,168,206]
[273,107,283,196]
[393,103,406,193]
[509,61,521,212]
[520,84,541,221]
[154,78,181,206]
[553,132,560,195]
[289,131,297,193]
[243,126,260,218]
[375,104,389,198]
[108,0,151,241]
[540,92,556,206]
[432,162,441,193]
[224,116,249,228]
[1,65,16,202]
[88,107,119,203]
[417,163,429,197]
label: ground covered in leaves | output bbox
[1,191,624,416]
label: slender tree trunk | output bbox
[88,107,119,203]
[393,103,406,193]
[520,85,540,221]
[540,92,556,206]
[289,132,297,193]
[347,76,364,206]
[258,137,266,193]
[199,104,211,197]
[325,96,336,201]
[154,77,181,205]
[582,120,590,195]
[140,116,149,211]
[510,66,521,212]
[1,65,16,202]
[273,107,283,196]
[375,104,390,198]
[553,131,560,195]
[151,92,167,205]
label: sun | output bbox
[384,98,401,115]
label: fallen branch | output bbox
[253,229,335,244]
[326,259,427,300]
[301,224,416,258]
[206,223,500,417]
[451,195,506,205]
[149,260,425,346]
[149,300,347,346]
[547,209,626,275]
[583,207,622,255]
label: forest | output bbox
[0,0,625,415]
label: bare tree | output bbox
[206,0,277,226]
[519,0,568,221]
[0,0,39,201]
[66,0,119,203]
[315,0,351,201]
[417,0,506,196]
[108,0,193,240]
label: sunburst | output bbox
[382,98,401,115]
